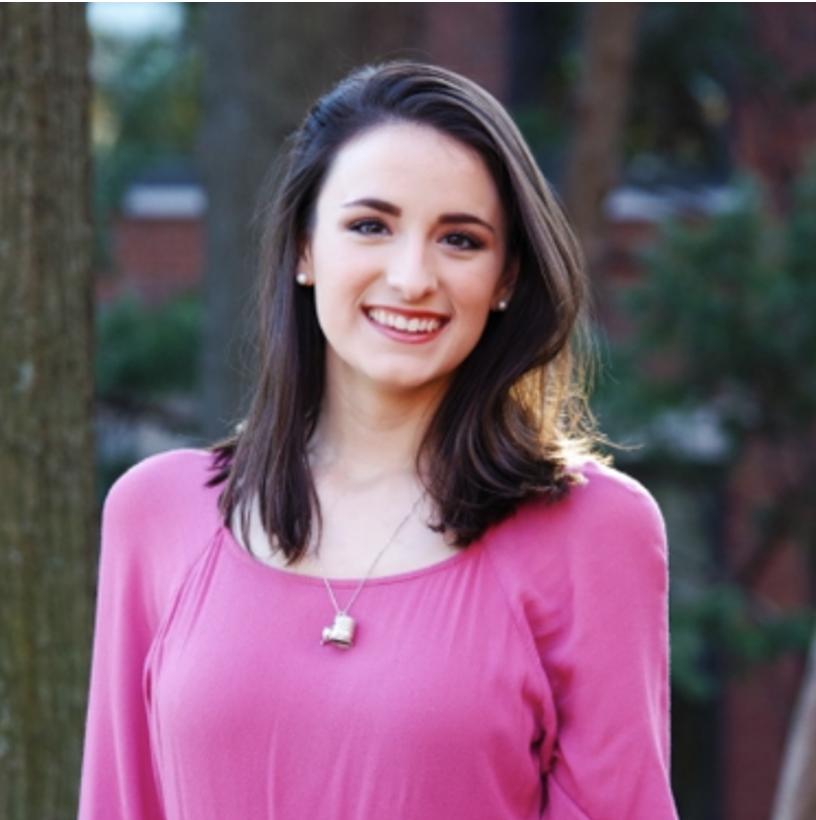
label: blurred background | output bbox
[2,3,815,818]
[87,3,816,818]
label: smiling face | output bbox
[300,122,513,406]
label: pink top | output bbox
[78,449,678,819]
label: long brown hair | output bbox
[212,61,598,561]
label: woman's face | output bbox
[300,122,513,403]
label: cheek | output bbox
[311,269,364,345]
[312,288,340,340]
[455,266,502,313]
[453,287,496,342]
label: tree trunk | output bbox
[198,3,422,439]
[0,5,94,818]
[564,2,640,278]
[772,632,816,820]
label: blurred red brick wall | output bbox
[733,2,816,207]
[422,3,509,100]
[98,216,203,304]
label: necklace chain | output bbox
[316,494,423,615]
[316,494,423,647]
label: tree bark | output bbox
[0,5,94,817]
[772,632,816,820]
[198,3,423,439]
[564,2,640,278]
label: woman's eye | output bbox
[349,219,388,236]
[442,232,484,251]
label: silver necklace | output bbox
[316,496,422,649]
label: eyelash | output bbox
[442,232,484,251]
[348,218,388,235]
[348,220,484,250]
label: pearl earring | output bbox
[496,299,509,311]
[296,272,310,286]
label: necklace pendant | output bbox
[321,613,356,648]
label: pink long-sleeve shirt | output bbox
[78,448,678,819]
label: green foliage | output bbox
[671,585,814,700]
[509,3,580,174]
[508,4,762,183]
[602,161,816,699]
[629,3,753,175]
[617,167,816,440]
[91,7,203,261]
[96,294,202,401]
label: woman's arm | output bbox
[538,466,678,818]
[77,469,166,819]
[78,450,220,820]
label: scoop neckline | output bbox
[218,522,478,587]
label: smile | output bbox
[366,308,446,334]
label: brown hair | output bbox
[211,61,598,561]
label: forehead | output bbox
[316,122,503,218]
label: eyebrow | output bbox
[343,197,401,216]
[438,213,495,234]
[342,198,496,234]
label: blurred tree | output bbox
[731,4,816,212]
[92,5,203,263]
[773,636,816,820]
[617,173,816,579]
[96,295,201,404]
[601,164,816,819]
[564,2,641,275]
[769,153,816,811]
[0,5,94,818]
[603,162,816,717]
[198,3,422,438]
[562,3,769,285]
[627,3,752,184]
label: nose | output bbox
[385,238,437,302]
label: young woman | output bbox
[79,63,678,819]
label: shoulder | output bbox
[496,459,663,547]
[559,458,666,549]
[105,446,220,503]
[104,448,222,533]
[484,459,667,600]
[99,448,225,625]
[482,460,670,700]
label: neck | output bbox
[310,377,444,486]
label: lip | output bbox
[364,305,449,343]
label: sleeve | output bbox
[538,472,678,819]
[77,472,166,820]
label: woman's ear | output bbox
[492,256,519,311]
[296,246,314,287]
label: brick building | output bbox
[98,162,204,304]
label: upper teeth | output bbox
[368,309,442,333]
